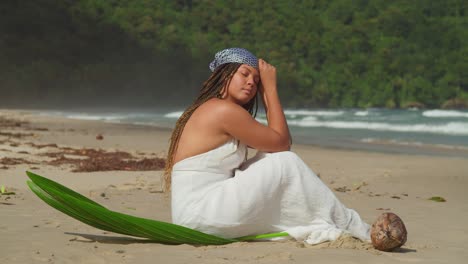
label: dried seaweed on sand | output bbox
[44,147,165,172]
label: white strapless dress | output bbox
[171,139,370,244]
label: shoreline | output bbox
[294,137,468,159]
[3,108,468,159]
[1,109,468,263]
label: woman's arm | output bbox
[215,59,291,152]
[258,59,291,150]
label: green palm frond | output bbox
[26,171,288,244]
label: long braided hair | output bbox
[163,63,259,192]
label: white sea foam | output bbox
[302,116,318,121]
[284,110,344,117]
[361,137,376,143]
[355,111,369,116]
[360,138,468,151]
[423,110,468,118]
[361,138,424,146]
[31,109,468,153]
[256,117,268,124]
[164,111,184,119]
[66,114,124,121]
[287,119,468,135]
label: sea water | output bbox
[37,108,468,158]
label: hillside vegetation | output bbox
[1,0,467,108]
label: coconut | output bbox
[370,212,407,251]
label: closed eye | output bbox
[239,66,259,84]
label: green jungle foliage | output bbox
[1,0,467,108]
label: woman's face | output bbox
[223,64,260,105]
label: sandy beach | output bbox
[1,109,467,263]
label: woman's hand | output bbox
[213,58,291,152]
[258,59,277,93]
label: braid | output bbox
[163,63,258,192]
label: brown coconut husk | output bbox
[371,212,407,251]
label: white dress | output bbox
[171,139,370,244]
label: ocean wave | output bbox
[361,138,424,146]
[360,138,468,151]
[302,116,318,121]
[287,120,468,135]
[284,110,344,117]
[354,111,369,116]
[423,110,468,118]
[66,114,125,121]
[256,117,268,124]
[164,111,184,118]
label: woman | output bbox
[164,48,372,245]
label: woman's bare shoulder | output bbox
[196,98,246,119]
[200,98,241,110]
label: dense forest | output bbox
[1,0,467,109]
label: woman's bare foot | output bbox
[370,212,408,251]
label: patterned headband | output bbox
[209,47,259,72]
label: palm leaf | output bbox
[27,180,135,237]
[26,171,289,244]
[27,172,233,244]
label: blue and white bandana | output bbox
[209,48,258,72]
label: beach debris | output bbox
[0,116,28,127]
[96,134,104,140]
[22,142,58,149]
[149,188,163,193]
[391,195,401,199]
[44,147,165,172]
[69,236,93,242]
[0,157,38,166]
[376,208,391,211]
[0,132,34,138]
[371,212,407,252]
[0,185,16,195]
[353,181,368,190]
[428,196,446,202]
[334,186,351,192]
[0,116,49,132]
[27,142,58,149]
